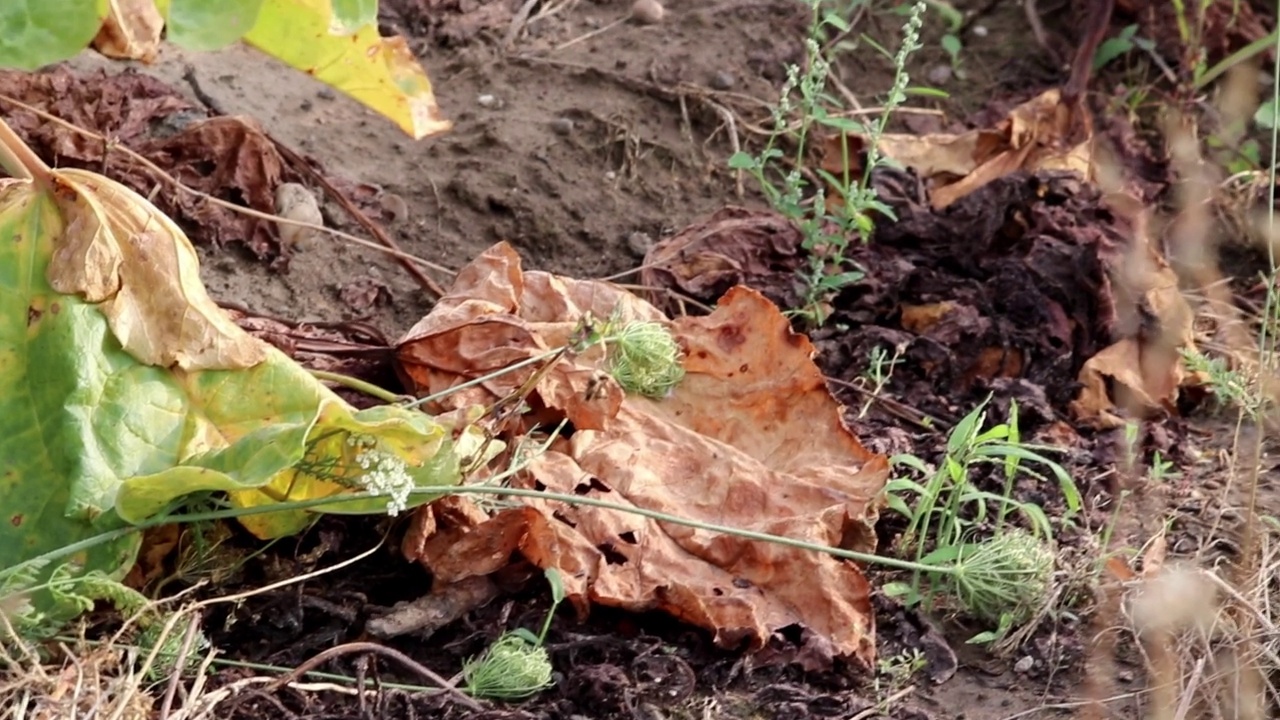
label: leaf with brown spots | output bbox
[397,244,888,670]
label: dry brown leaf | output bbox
[396,242,665,430]
[639,207,807,314]
[397,246,888,669]
[147,116,288,257]
[93,0,164,62]
[824,89,1092,211]
[1068,203,1196,427]
[1104,555,1135,582]
[0,70,295,260]
[900,302,959,335]
[0,68,197,164]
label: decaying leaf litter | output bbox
[4,1,1280,719]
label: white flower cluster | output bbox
[346,434,414,516]
[888,2,927,107]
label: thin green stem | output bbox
[1193,28,1279,90]
[309,370,406,404]
[5,483,956,585]
[400,349,560,410]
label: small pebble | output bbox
[972,24,988,37]
[626,231,653,257]
[926,64,952,85]
[478,93,497,108]
[275,183,324,251]
[300,99,313,112]
[709,71,736,90]
[380,192,409,225]
[630,0,665,25]
[551,117,575,136]
[605,170,617,181]
[1014,656,1034,673]
[317,87,337,100]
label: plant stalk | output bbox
[0,117,51,186]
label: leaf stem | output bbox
[5,483,949,584]
[0,117,52,187]
[309,369,407,404]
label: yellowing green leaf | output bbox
[0,116,477,634]
[50,170,266,371]
[0,0,110,70]
[0,181,146,631]
[244,0,452,140]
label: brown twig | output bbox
[503,0,542,50]
[553,16,630,52]
[1063,0,1115,107]
[823,375,950,432]
[270,641,484,712]
[271,139,449,298]
[1023,0,1060,66]
[611,283,716,315]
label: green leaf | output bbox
[163,0,266,51]
[886,477,928,495]
[967,611,1014,644]
[822,11,850,32]
[905,86,950,98]
[331,0,379,34]
[881,582,920,605]
[973,445,1080,514]
[818,271,865,290]
[890,453,929,473]
[1005,400,1021,479]
[865,199,898,222]
[966,629,998,645]
[860,33,893,61]
[922,0,963,30]
[946,400,988,456]
[973,423,1010,443]
[940,34,962,61]
[727,151,758,170]
[816,115,867,133]
[545,567,566,605]
[815,168,850,194]
[1256,98,1278,130]
[0,0,109,70]
[508,628,541,646]
[884,493,914,518]
[1092,37,1134,70]
[919,544,960,566]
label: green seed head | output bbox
[951,531,1055,624]
[604,320,685,398]
[463,633,555,700]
